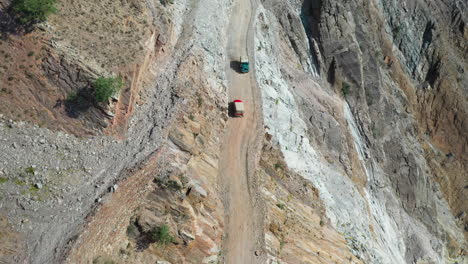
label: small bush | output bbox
[12,0,57,24]
[276,203,286,210]
[25,166,35,175]
[67,92,78,102]
[14,179,26,186]
[150,225,175,246]
[279,237,286,250]
[274,163,282,170]
[27,51,34,57]
[197,96,203,108]
[0,178,8,184]
[167,180,181,191]
[342,81,351,96]
[93,76,123,103]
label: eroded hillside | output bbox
[254,0,467,262]
[0,0,466,263]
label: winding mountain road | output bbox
[219,0,264,263]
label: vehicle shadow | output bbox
[229,60,242,73]
[227,102,236,117]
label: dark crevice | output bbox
[300,0,322,75]
[301,0,322,40]
[422,21,435,50]
[327,57,336,85]
[425,58,441,87]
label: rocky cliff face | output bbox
[254,0,467,263]
[0,0,466,263]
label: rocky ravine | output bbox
[0,0,466,264]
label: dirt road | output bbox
[219,0,264,263]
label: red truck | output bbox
[233,100,244,117]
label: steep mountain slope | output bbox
[253,0,467,263]
[0,0,466,263]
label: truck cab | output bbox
[233,100,244,117]
[240,56,249,73]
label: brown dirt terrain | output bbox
[0,0,166,137]
[0,215,23,264]
[65,51,229,263]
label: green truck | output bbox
[240,56,249,73]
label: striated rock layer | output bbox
[254,0,467,263]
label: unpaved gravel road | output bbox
[219,0,264,263]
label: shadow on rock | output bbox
[0,6,34,39]
[61,88,95,119]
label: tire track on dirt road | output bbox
[219,0,265,263]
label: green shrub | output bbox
[12,0,57,24]
[197,96,203,108]
[93,76,123,103]
[342,81,351,96]
[274,163,282,170]
[67,92,78,101]
[25,166,35,175]
[150,225,175,246]
[276,203,286,210]
[167,180,181,191]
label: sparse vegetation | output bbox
[274,162,282,170]
[11,0,57,24]
[162,0,174,5]
[0,88,12,94]
[67,92,78,102]
[150,224,175,246]
[13,179,26,186]
[93,76,123,103]
[126,222,140,239]
[0,178,8,184]
[92,256,115,264]
[392,24,402,36]
[342,81,351,96]
[276,203,286,210]
[167,180,182,191]
[29,184,39,192]
[25,166,35,175]
[197,95,203,108]
[279,236,287,251]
